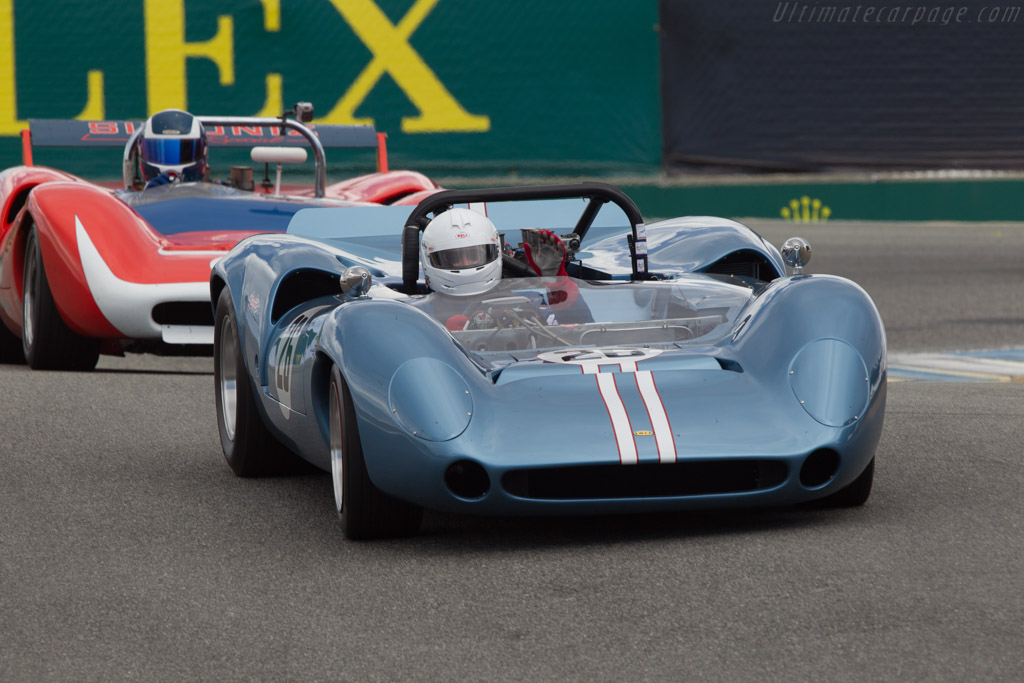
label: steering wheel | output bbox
[501,253,536,279]
[463,295,545,331]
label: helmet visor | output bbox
[428,244,499,270]
[141,137,205,166]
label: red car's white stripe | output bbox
[76,215,212,341]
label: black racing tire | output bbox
[329,364,422,539]
[21,228,100,370]
[0,319,25,364]
[817,457,875,508]
[213,287,293,477]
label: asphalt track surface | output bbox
[2,220,1023,681]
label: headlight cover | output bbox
[789,339,869,428]
[388,358,472,441]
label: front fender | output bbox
[320,298,483,416]
[214,233,365,385]
[729,274,886,384]
[725,274,887,481]
[0,165,82,234]
[0,168,89,332]
[318,299,487,483]
[26,183,130,337]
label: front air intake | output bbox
[445,460,491,499]
[151,302,214,326]
[502,460,787,500]
[799,449,840,488]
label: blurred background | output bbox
[3,0,1024,220]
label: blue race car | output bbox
[211,183,886,539]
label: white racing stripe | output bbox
[579,359,677,465]
[562,350,676,465]
[594,372,638,464]
[635,370,677,463]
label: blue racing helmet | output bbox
[138,109,208,183]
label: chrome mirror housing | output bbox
[340,266,372,297]
[291,101,314,123]
[781,237,812,275]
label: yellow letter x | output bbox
[323,0,489,133]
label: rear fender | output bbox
[651,218,786,277]
[582,218,786,280]
[324,170,438,204]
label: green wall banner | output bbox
[0,0,661,176]
[621,174,1024,223]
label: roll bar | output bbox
[122,115,328,197]
[401,182,649,293]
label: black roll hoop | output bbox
[401,182,647,294]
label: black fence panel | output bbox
[661,0,1024,171]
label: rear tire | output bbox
[330,364,422,539]
[214,287,292,476]
[22,229,100,370]
[818,457,874,508]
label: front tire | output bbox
[22,229,100,370]
[214,287,292,476]
[329,364,422,539]
[818,457,875,508]
[0,320,24,364]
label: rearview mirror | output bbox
[292,102,314,123]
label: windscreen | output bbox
[410,275,754,366]
[464,198,631,246]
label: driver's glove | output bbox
[521,229,568,277]
[521,229,578,309]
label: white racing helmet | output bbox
[420,208,501,296]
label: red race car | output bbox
[0,103,439,370]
